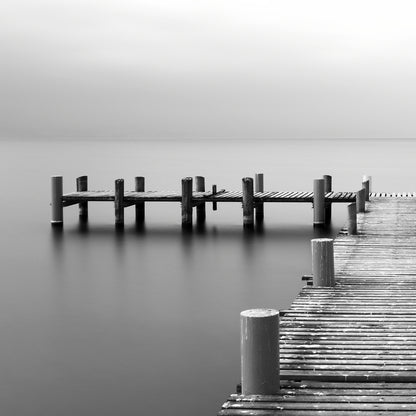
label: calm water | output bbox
[1,138,414,416]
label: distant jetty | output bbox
[50,174,369,229]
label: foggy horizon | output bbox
[3,0,416,140]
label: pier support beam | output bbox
[362,179,370,201]
[240,309,280,396]
[51,176,63,226]
[135,176,145,225]
[182,177,193,229]
[76,175,88,221]
[312,238,335,287]
[115,179,124,228]
[242,177,254,229]
[347,203,357,235]
[313,179,325,227]
[323,174,332,224]
[356,188,366,213]
[195,176,206,224]
[255,173,264,222]
[363,175,372,193]
[212,185,217,211]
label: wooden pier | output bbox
[50,174,365,228]
[218,197,416,415]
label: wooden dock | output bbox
[218,197,416,415]
[51,174,369,228]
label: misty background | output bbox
[2,0,416,140]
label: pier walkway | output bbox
[219,197,416,415]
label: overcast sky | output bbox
[2,0,416,139]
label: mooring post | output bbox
[242,177,254,229]
[76,175,88,220]
[347,203,357,235]
[195,176,206,224]
[362,179,370,201]
[115,179,124,227]
[313,178,325,226]
[323,174,332,223]
[182,177,193,228]
[356,188,366,213]
[51,176,63,226]
[240,309,280,396]
[311,238,335,287]
[363,175,372,193]
[255,173,264,222]
[212,185,218,211]
[135,176,145,225]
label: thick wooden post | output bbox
[195,176,206,224]
[255,173,264,222]
[356,188,366,213]
[313,179,325,226]
[241,309,280,396]
[115,179,124,227]
[311,238,335,287]
[242,177,254,229]
[347,203,357,235]
[323,174,332,223]
[182,177,193,228]
[51,176,63,226]
[363,175,372,193]
[76,175,88,220]
[212,185,218,211]
[135,176,145,225]
[362,180,370,201]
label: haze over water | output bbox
[1,138,415,416]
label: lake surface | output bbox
[1,138,414,415]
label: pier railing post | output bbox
[212,185,218,211]
[135,176,145,225]
[76,175,88,220]
[362,180,370,201]
[313,179,325,226]
[347,203,357,235]
[115,179,124,228]
[51,176,63,226]
[182,177,193,228]
[255,173,264,222]
[311,238,335,287]
[323,174,332,223]
[242,177,254,229]
[240,309,280,395]
[195,176,206,224]
[363,175,372,193]
[356,188,366,213]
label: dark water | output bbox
[1,138,414,415]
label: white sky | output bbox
[2,0,416,139]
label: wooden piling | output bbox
[115,179,124,227]
[182,177,193,228]
[76,176,88,220]
[356,188,366,213]
[311,238,335,287]
[240,309,280,396]
[347,202,357,235]
[363,175,372,193]
[255,173,264,222]
[212,185,217,211]
[135,176,145,225]
[51,176,63,226]
[362,179,370,201]
[323,174,332,223]
[242,177,254,229]
[313,179,325,226]
[195,176,206,224]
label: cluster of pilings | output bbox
[239,237,338,396]
[51,174,371,230]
